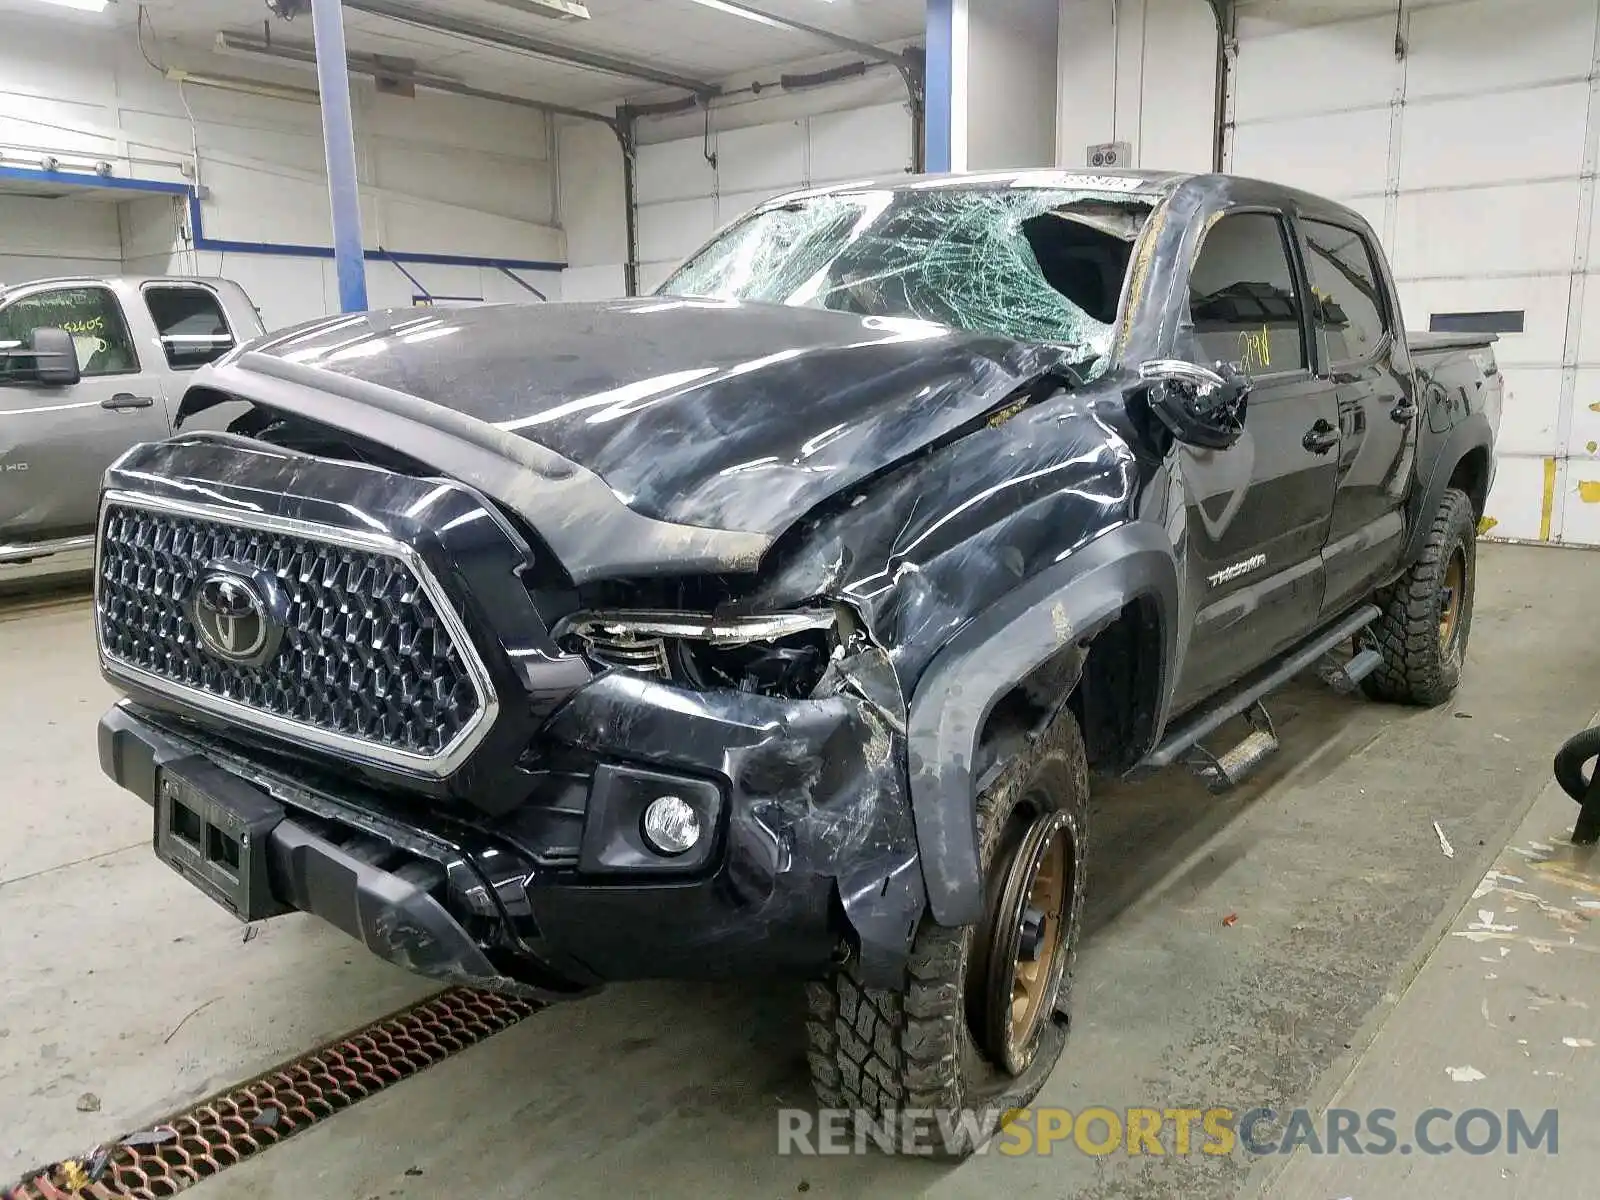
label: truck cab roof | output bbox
[0,274,242,297]
[770,169,1378,237]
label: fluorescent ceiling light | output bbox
[686,0,837,29]
[26,0,109,11]
[686,0,785,28]
[164,67,320,104]
[478,0,591,18]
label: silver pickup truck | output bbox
[0,275,264,568]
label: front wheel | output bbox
[803,711,1090,1158]
[1363,487,1477,707]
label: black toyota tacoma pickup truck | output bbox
[94,170,1500,1153]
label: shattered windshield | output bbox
[658,186,1154,372]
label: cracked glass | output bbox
[659,187,1155,376]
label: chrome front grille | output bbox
[95,494,496,774]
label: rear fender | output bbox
[1404,410,1493,566]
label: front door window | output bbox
[0,286,140,382]
[1187,212,1307,376]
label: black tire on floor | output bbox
[804,710,1090,1158]
[1361,487,1478,707]
[1554,727,1600,804]
[1554,727,1600,844]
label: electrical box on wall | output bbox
[1086,141,1133,169]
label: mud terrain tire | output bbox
[804,711,1090,1158]
[1363,487,1477,707]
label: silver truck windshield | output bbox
[659,187,1154,374]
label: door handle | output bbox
[1302,421,1339,455]
[1390,399,1419,423]
[103,393,154,410]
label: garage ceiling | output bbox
[125,0,925,106]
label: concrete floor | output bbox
[1,542,1596,1199]
[1269,768,1600,1198]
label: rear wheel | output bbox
[1363,487,1477,706]
[804,711,1090,1157]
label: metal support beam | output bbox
[498,266,549,301]
[379,249,432,301]
[924,0,958,174]
[342,0,720,95]
[310,0,369,312]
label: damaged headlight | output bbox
[553,607,845,699]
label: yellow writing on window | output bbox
[1236,325,1271,372]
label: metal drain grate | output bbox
[6,987,539,1199]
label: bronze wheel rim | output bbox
[1439,550,1465,649]
[982,810,1074,1075]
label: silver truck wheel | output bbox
[803,710,1089,1158]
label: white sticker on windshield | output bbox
[1050,174,1148,192]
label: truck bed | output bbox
[1405,329,1503,450]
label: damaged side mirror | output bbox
[1138,358,1251,451]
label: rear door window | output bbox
[144,285,235,370]
[0,285,139,380]
[1187,212,1307,375]
[1301,219,1390,365]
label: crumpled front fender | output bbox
[542,659,924,985]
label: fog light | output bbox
[641,795,701,856]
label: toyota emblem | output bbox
[190,565,286,667]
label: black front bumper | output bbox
[102,705,558,998]
[100,672,925,996]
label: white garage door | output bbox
[634,100,914,293]
[1228,0,1600,545]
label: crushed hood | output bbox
[244,300,1073,538]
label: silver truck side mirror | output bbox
[12,327,82,387]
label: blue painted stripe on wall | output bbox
[925,0,953,174]
[185,195,567,272]
[0,165,189,195]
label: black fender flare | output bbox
[904,522,1180,927]
[1403,411,1493,566]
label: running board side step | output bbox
[1139,603,1382,785]
[1186,700,1278,792]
